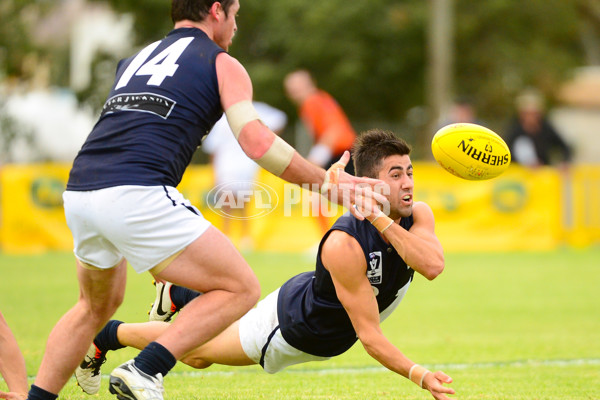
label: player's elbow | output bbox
[419,252,445,281]
[358,333,386,361]
[421,257,445,281]
[356,325,384,349]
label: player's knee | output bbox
[181,354,212,370]
[76,304,117,330]
[80,294,123,324]
[108,291,126,310]
[102,292,124,315]
[242,274,261,308]
[230,269,260,307]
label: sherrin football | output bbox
[431,123,511,180]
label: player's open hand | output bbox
[0,391,27,400]
[353,189,392,222]
[321,151,388,220]
[422,370,455,400]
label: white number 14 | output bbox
[115,37,195,89]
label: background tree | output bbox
[0,2,44,81]
[453,0,584,129]
[2,0,594,158]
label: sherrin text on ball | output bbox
[431,122,511,180]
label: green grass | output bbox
[1,248,599,399]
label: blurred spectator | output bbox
[283,69,357,174]
[284,70,357,235]
[0,310,28,400]
[441,96,482,126]
[505,89,572,170]
[202,102,287,251]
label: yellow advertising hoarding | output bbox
[0,164,72,253]
[1,163,598,254]
[415,164,562,251]
[565,165,600,247]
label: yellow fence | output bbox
[1,163,599,254]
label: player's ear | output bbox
[209,2,223,21]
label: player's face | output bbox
[377,154,414,219]
[214,0,239,50]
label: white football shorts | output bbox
[63,185,211,273]
[239,288,330,374]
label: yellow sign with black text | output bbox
[1,163,598,254]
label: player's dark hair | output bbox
[171,0,236,22]
[352,129,411,178]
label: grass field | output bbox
[1,248,599,399]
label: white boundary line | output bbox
[69,358,599,381]
[171,358,600,378]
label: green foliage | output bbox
[0,1,591,154]
[89,0,172,43]
[0,100,36,162]
[231,0,429,122]
[79,0,587,141]
[0,2,40,78]
[453,0,583,125]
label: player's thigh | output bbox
[156,225,258,294]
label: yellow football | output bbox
[431,123,511,180]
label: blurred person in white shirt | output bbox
[202,102,287,250]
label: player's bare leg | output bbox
[116,322,170,350]
[32,259,127,394]
[115,320,253,369]
[0,311,28,396]
[181,320,253,367]
[152,225,260,361]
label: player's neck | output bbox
[174,20,212,37]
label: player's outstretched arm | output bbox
[321,232,454,399]
[216,54,385,220]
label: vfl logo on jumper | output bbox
[207,181,279,220]
[101,92,176,119]
[367,251,383,284]
[458,139,509,166]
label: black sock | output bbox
[94,320,126,353]
[27,384,57,400]
[170,284,201,309]
[133,341,176,377]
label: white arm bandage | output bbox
[225,100,295,176]
[255,135,295,176]
[225,100,261,139]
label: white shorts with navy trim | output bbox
[63,185,211,273]
[239,288,330,374]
